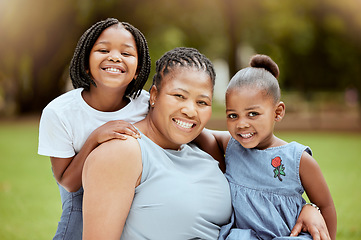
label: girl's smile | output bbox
[101,65,126,74]
[238,132,255,139]
[226,86,281,150]
[88,25,138,92]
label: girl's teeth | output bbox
[105,68,121,73]
[240,133,254,138]
[174,119,193,129]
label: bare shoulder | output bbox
[300,150,319,170]
[83,137,142,176]
[93,137,140,159]
[82,138,143,238]
[299,150,325,193]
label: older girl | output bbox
[38,18,151,239]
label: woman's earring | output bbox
[151,102,155,107]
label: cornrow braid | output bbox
[152,47,216,90]
[69,18,151,98]
[121,22,151,98]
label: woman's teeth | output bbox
[174,119,193,129]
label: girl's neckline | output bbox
[235,138,293,151]
[78,88,132,115]
[80,88,130,113]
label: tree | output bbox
[1,0,360,116]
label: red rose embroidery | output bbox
[271,157,282,168]
[271,156,286,181]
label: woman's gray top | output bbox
[120,132,232,240]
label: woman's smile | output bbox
[146,67,213,150]
[173,118,196,130]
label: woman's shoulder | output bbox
[98,137,140,157]
[85,138,142,172]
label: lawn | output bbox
[277,131,361,239]
[0,119,360,239]
[0,120,60,240]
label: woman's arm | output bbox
[82,138,142,240]
[51,120,140,192]
[293,151,337,240]
[193,129,231,172]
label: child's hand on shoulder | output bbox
[92,120,140,144]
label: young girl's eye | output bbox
[98,49,109,53]
[227,113,238,119]
[122,52,131,56]
[249,112,259,117]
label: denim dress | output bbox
[53,185,83,240]
[219,138,313,240]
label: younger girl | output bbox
[38,18,151,240]
[198,55,337,240]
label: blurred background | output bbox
[0,0,361,239]
[1,0,361,122]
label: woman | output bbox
[82,47,330,240]
[82,47,231,239]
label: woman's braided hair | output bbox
[152,47,216,90]
[69,18,151,98]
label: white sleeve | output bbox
[38,107,75,158]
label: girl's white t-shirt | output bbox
[38,88,150,158]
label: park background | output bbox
[0,0,360,239]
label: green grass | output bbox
[0,121,61,240]
[0,121,360,239]
[277,131,361,239]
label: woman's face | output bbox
[149,67,213,150]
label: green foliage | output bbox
[247,0,361,93]
[0,120,360,239]
[0,0,360,115]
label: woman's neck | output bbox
[135,117,182,151]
